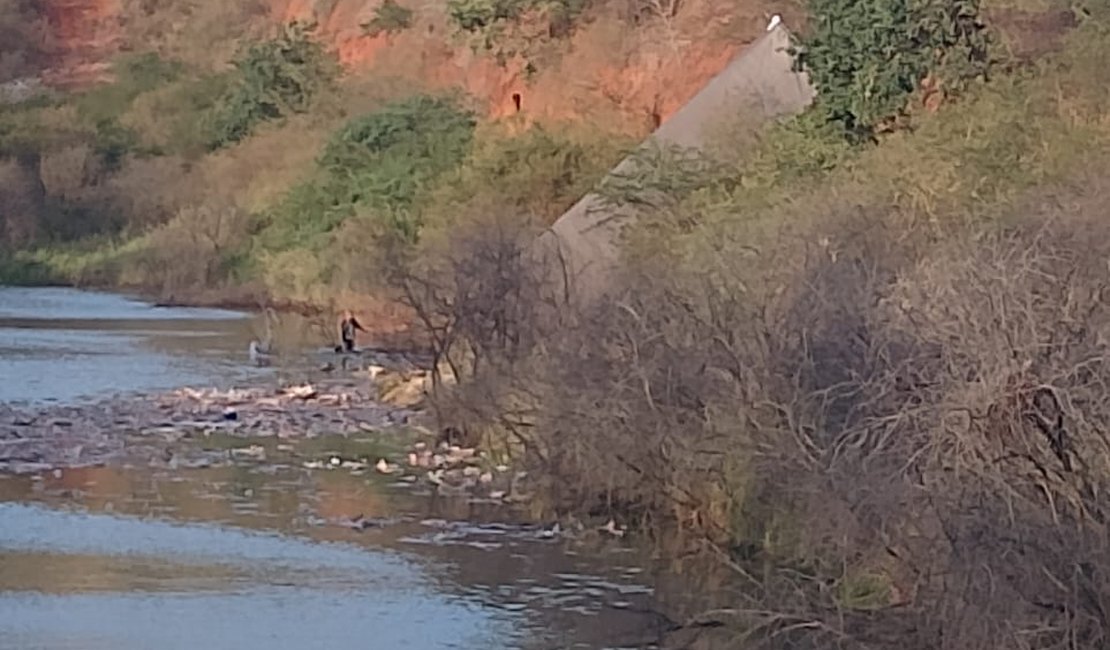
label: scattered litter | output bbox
[230,445,266,461]
[601,519,626,538]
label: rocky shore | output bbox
[0,370,528,508]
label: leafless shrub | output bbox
[403,172,1110,648]
[131,201,250,296]
[0,156,43,246]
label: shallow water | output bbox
[0,287,265,403]
[0,464,666,650]
[0,288,669,650]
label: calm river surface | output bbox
[0,287,671,650]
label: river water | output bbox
[0,287,673,650]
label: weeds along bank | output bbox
[401,7,1110,647]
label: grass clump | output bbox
[362,0,415,36]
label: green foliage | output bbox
[362,0,414,36]
[446,0,588,58]
[62,53,182,166]
[447,0,521,32]
[595,142,730,223]
[92,118,139,170]
[423,124,631,230]
[208,22,338,149]
[124,72,234,157]
[796,0,990,140]
[321,94,477,210]
[259,94,476,257]
[740,111,856,188]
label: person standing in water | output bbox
[337,309,365,352]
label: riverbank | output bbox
[0,360,560,514]
[0,375,692,650]
[0,254,425,354]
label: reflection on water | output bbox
[0,287,344,404]
[0,288,675,650]
[0,287,263,404]
[0,459,668,650]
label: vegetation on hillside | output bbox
[362,0,415,37]
[207,22,339,149]
[0,19,630,304]
[797,0,990,139]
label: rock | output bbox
[376,371,429,408]
[479,472,494,485]
[375,458,398,474]
[284,384,319,400]
[601,519,626,538]
[3,462,52,475]
[450,447,477,460]
[231,445,266,461]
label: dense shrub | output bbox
[446,0,588,62]
[362,0,414,36]
[208,22,338,149]
[257,93,476,265]
[321,94,476,207]
[796,0,990,140]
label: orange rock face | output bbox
[36,0,782,131]
[38,0,121,87]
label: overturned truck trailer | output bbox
[533,21,815,305]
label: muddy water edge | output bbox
[0,288,739,650]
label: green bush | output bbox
[421,124,630,234]
[321,94,477,210]
[446,0,588,56]
[208,22,338,149]
[447,0,519,32]
[362,0,414,36]
[796,0,990,140]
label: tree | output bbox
[796,0,990,140]
[208,22,338,148]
